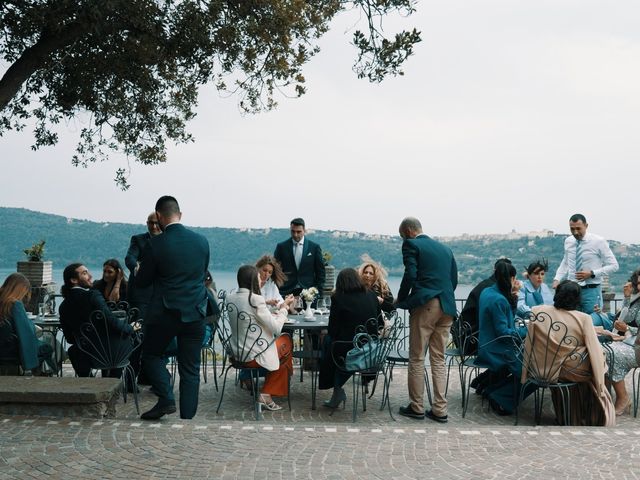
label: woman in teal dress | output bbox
[477,262,528,415]
[0,273,54,373]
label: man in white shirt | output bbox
[552,213,618,314]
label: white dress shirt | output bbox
[293,237,304,269]
[554,232,619,286]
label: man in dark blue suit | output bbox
[125,212,162,319]
[136,196,210,420]
[396,217,458,423]
[274,218,325,298]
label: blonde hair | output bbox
[255,254,287,287]
[0,273,31,322]
[357,255,391,297]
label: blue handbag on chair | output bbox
[344,333,380,371]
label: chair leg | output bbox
[633,369,639,418]
[201,349,207,384]
[251,369,262,421]
[216,366,232,414]
[424,366,433,407]
[352,375,359,423]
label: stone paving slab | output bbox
[1,363,639,478]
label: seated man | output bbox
[59,263,134,378]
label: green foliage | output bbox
[4,208,637,289]
[0,1,421,189]
[23,239,45,261]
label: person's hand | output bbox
[552,279,559,289]
[510,279,521,298]
[614,319,628,333]
[623,281,633,298]
[575,270,592,281]
[283,294,295,308]
[593,304,602,314]
[377,296,384,305]
[266,299,278,306]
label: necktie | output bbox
[575,240,583,274]
[294,242,302,270]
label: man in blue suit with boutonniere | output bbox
[395,217,458,423]
[274,218,325,303]
[136,196,210,420]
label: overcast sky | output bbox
[2,1,639,243]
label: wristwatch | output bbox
[590,270,595,279]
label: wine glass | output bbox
[294,296,304,315]
[316,297,326,314]
[324,296,331,313]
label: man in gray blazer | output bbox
[396,217,458,423]
[136,196,210,420]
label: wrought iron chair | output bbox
[515,310,591,426]
[384,311,432,408]
[201,289,227,388]
[331,313,402,422]
[632,365,640,418]
[444,313,473,397]
[216,301,291,420]
[0,332,23,375]
[75,309,143,413]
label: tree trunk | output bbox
[0,26,85,111]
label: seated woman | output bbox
[93,259,128,304]
[358,255,395,313]
[0,273,55,373]
[477,262,528,415]
[526,280,615,426]
[256,255,287,307]
[517,259,553,318]
[318,268,382,409]
[599,269,640,416]
[227,265,295,411]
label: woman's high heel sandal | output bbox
[258,394,282,411]
[615,399,631,416]
[323,387,346,409]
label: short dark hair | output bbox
[61,262,84,298]
[629,269,640,295]
[569,213,587,224]
[553,280,581,311]
[526,258,549,276]
[334,268,365,295]
[156,196,180,217]
[290,218,305,228]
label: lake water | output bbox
[0,267,474,300]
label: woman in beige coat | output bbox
[523,280,615,426]
[227,265,294,411]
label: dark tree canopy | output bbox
[0,1,420,188]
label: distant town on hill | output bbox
[1,207,638,287]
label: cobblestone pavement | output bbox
[1,364,640,479]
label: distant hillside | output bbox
[1,207,639,287]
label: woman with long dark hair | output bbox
[0,273,54,373]
[318,268,382,409]
[226,265,295,411]
[477,261,527,415]
[93,258,128,303]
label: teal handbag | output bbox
[344,334,380,371]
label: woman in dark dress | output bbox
[93,258,128,303]
[0,273,54,373]
[318,268,381,408]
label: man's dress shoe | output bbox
[140,402,177,420]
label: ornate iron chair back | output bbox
[215,301,278,420]
[331,312,403,422]
[75,309,142,412]
[515,310,591,425]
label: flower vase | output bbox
[304,302,314,319]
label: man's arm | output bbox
[124,235,141,273]
[135,242,155,288]
[595,238,619,278]
[397,240,416,302]
[90,290,133,335]
[553,239,570,287]
[450,255,458,291]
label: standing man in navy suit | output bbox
[396,217,458,423]
[136,196,210,420]
[274,218,325,299]
[125,212,162,319]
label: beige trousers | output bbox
[408,297,453,416]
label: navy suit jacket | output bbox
[125,232,152,307]
[136,223,210,324]
[396,234,458,317]
[274,238,325,296]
